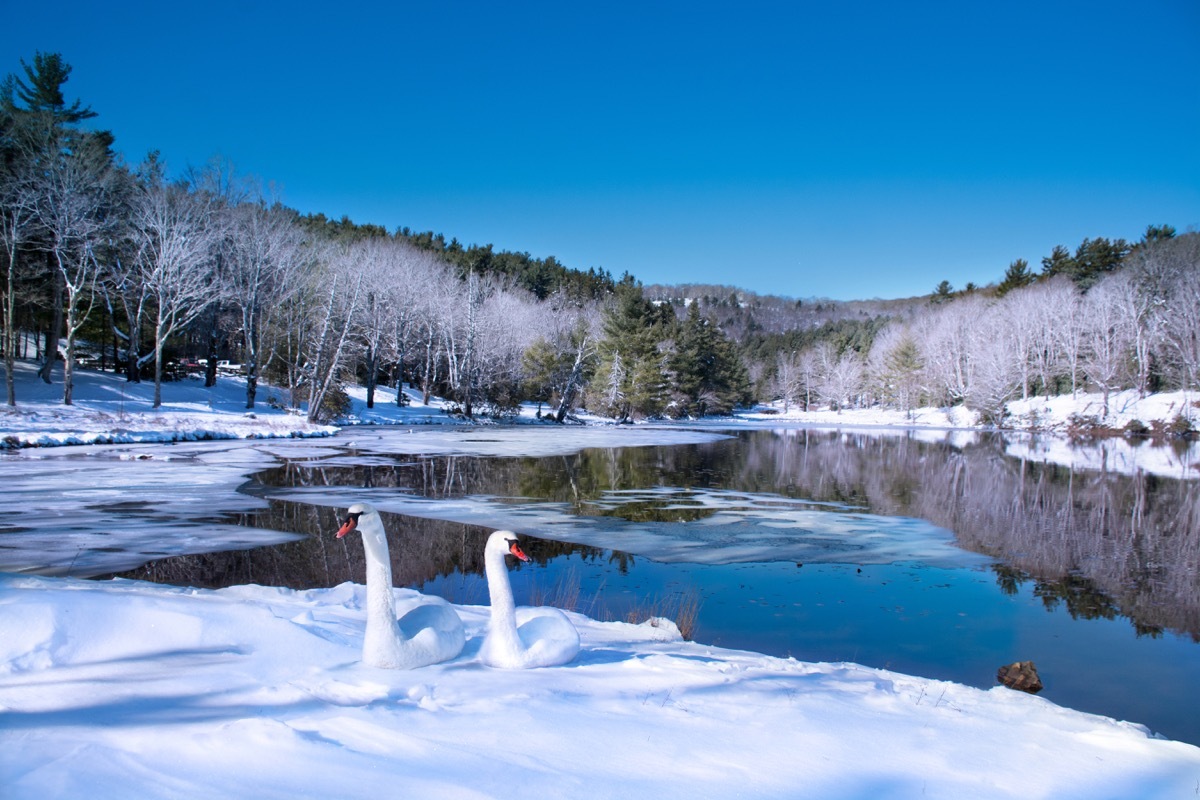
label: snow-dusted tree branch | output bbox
[29,123,120,404]
[130,159,221,408]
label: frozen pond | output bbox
[2,425,1198,745]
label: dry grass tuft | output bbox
[623,588,704,641]
[527,568,703,641]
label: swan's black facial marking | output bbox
[507,538,531,563]
[336,511,364,539]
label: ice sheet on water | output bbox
[267,485,989,569]
[0,428,615,577]
[0,440,304,577]
[330,425,732,458]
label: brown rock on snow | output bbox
[997,661,1044,694]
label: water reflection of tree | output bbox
[242,430,1200,639]
[114,503,612,595]
[731,430,1200,641]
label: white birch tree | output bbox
[1080,274,1134,418]
[964,304,1022,423]
[0,112,39,405]
[31,127,119,404]
[304,244,362,423]
[1131,233,1200,404]
[867,324,923,414]
[130,160,221,407]
[773,350,802,412]
[225,202,305,408]
[915,296,984,406]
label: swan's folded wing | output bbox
[516,609,581,666]
[398,602,466,661]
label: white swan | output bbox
[480,530,581,669]
[335,503,465,669]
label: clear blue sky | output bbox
[5,0,1198,300]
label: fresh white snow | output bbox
[4,572,1200,800]
[3,361,1200,798]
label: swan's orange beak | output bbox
[336,515,357,539]
[508,540,531,562]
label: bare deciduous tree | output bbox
[915,296,984,407]
[30,126,120,404]
[305,243,362,423]
[1133,233,1200,412]
[0,114,40,405]
[1080,273,1134,417]
[225,202,305,408]
[964,305,1022,424]
[130,160,221,407]
[867,324,923,415]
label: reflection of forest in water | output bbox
[123,428,1199,640]
[117,503,621,599]
[769,430,1200,641]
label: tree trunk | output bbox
[421,326,435,405]
[394,328,406,407]
[3,259,14,407]
[152,315,166,408]
[39,258,63,384]
[204,306,220,388]
[62,311,77,406]
[245,307,259,409]
[554,346,587,423]
[364,344,378,409]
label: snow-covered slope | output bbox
[3,572,1197,800]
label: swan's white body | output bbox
[336,503,465,669]
[480,530,580,669]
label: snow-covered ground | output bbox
[4,572,1199,800]
[3,360,1200,798]
[5,358,1200,480]
[740,388,1199,433]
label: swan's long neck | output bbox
[360,517,401,649]
[485,545,520,646]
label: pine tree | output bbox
[996,258,1034,296]
[1040,245,1074,279]
[521,337,558,415]
[1071,237,1130,289]
[668,302,751,417]
[2,52,114,395]
[882,336,923,414]
[1,52,96,124]
[590,280,667,421]
[1139,224,1176,248]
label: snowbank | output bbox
[2,572,1197,800]
[743,388,1198,437]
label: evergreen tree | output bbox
[668,301,750,416]
[882,335,923,413]
[1040,238,1129,288]
[521,337,558,415]
[996,258,1034,296]
[1070,237,1129,289]
[1040,244,1074,279]
[1140,224,1176,246]
[1,52,96,124]
[4,54,121,398]
[590,279,666,421]
[2,52,115,392]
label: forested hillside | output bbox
[3,53,1198,430]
